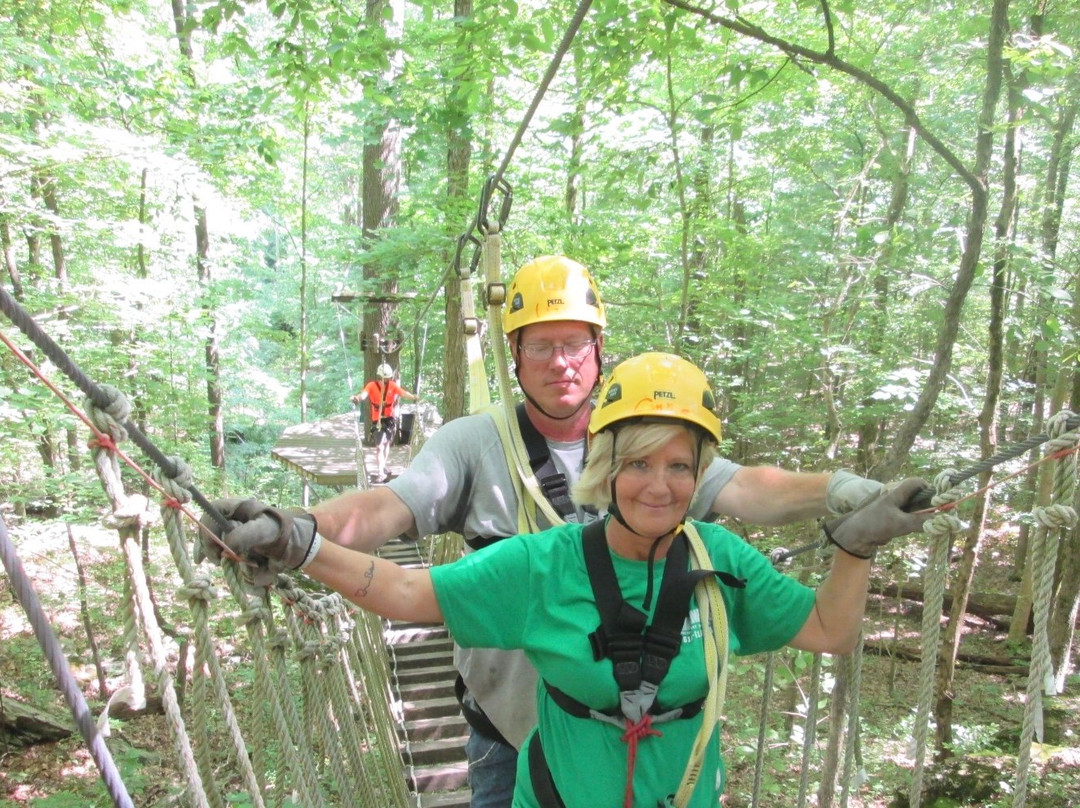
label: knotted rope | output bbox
[796,652,823,808]
[907,470,964,808]
[155,460,266,807]
[839,639,867,807]
[749,652,776,808]
[1012,412,1078,807]
[85,388,212,808]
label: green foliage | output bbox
[2,7,1080,803]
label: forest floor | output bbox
[2,511,1079,807]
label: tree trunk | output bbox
[0,698,72,748]
[873,0,1008,479]
[858,124,916,475]
[30,172,66,285]
[1046,101,1079,689]
[168,0,224,470]
[1010,374,1068,643]
[869,578,1058,630]
[668,0,1006,480]
[442,0,474,423]
[299,110,312,429]
[934,58,1020,754]
[1,218,23,299]
[361,0,404,384]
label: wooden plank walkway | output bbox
[379,539,470,808]
[271,408,471,806]
[271,409,427,488]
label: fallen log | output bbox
[0,698,72,748]
[869,579,1020,630]
[862,640,1029,675]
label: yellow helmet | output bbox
[502,256,607,334]
[590,352,721,443]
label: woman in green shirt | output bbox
[206,352,930,808]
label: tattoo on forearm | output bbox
[354,560,375,599]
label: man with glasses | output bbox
[203,255,883,808]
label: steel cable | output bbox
[0,516,135,808]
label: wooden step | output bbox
[404,714,468,742]
[413,789,471,808]
[377,543,469,804]
[395,663,458,687]
[408,760,469,794]
[386,624,449,646]
[391,638,455,666]
[398,694,462,720]
[406,736,471,767]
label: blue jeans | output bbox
[466,727,517,808]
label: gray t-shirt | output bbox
[388,410,741,748]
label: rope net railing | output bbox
[84,386,413,808]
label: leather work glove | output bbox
[825,470,884,515]
[196,498,321,586]
[821,477,932,560]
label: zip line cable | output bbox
[485,0,596,206]
[411,0,596,351]
[0,516,135,808]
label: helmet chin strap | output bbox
[604,428,706,612]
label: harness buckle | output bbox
[540,473,569,501]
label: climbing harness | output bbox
[528,519,742,808]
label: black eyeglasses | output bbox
[519,339,596,361]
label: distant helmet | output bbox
[589,352,721,443]
[502,256,607,335]
[376,363,394,380]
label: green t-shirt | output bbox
[430,520,816,808]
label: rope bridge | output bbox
[4,386,1077,806]
[3,283,1078,806]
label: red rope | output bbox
[621,715,662,808]
[0,327,242,563]
[911,444,1080,515]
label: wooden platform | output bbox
[271,410,421,488]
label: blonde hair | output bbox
[572,422,716,512]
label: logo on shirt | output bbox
[682,605,704,642]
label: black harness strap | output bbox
[464,404,590,551]
[546,520,746,720]
[454,674,511,746]
[532,521,747,806]
[529,733,567,808]
[516,402,578,521]
[544,680,705,721]
[582,519,687,697]
[464,534,503,551]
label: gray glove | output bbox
[825,470,884,515]
[197,498,320,584]
[821,477,932,559]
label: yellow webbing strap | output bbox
[472,229,568,532]
[674,522,730,808]
[461,240,490,414]
[486,402,566,534]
